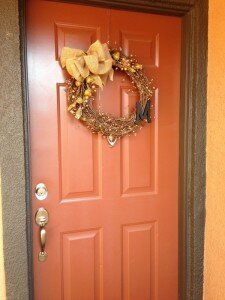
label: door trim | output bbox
[17,0,207,299]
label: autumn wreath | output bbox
[60,40,153,146]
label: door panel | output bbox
[58,84,101,201]
[62,229,103,300]
[122,222,156,300]
[27,1,181,299]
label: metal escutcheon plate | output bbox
[35,207,49,227]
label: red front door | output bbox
[27,1,181,299]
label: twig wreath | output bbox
[60,40,153,146]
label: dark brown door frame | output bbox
[19,0,207,299]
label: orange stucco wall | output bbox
[204,0,225,299]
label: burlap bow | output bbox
[60,40,114,88]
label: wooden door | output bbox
[27,1,181,299]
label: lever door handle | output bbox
[35,207,49,262]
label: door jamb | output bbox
[18,0,207,299]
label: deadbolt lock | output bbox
[35,183,48,200]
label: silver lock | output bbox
[35,183,48,200]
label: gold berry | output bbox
[84,89,92,97]
[75,80,82,87]
[76,97,83,104]
[67,103,76,111]
[135,64,143,70]
[129,68,136,73]
[112,51,120,61]
[86,76,94,84]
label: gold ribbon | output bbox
[60,40,114,88]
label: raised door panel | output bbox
[57,83,102,202]
[62,229,103,300]
[55,21,103,202]
[122,223,157,300]
[55,22,101,60]
[120,31,159,68]
[120,88,158,197]
[109,12,160,201]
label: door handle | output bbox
[35,207,49,262]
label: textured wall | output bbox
[0,0,29,299]
[204,0,225,299]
